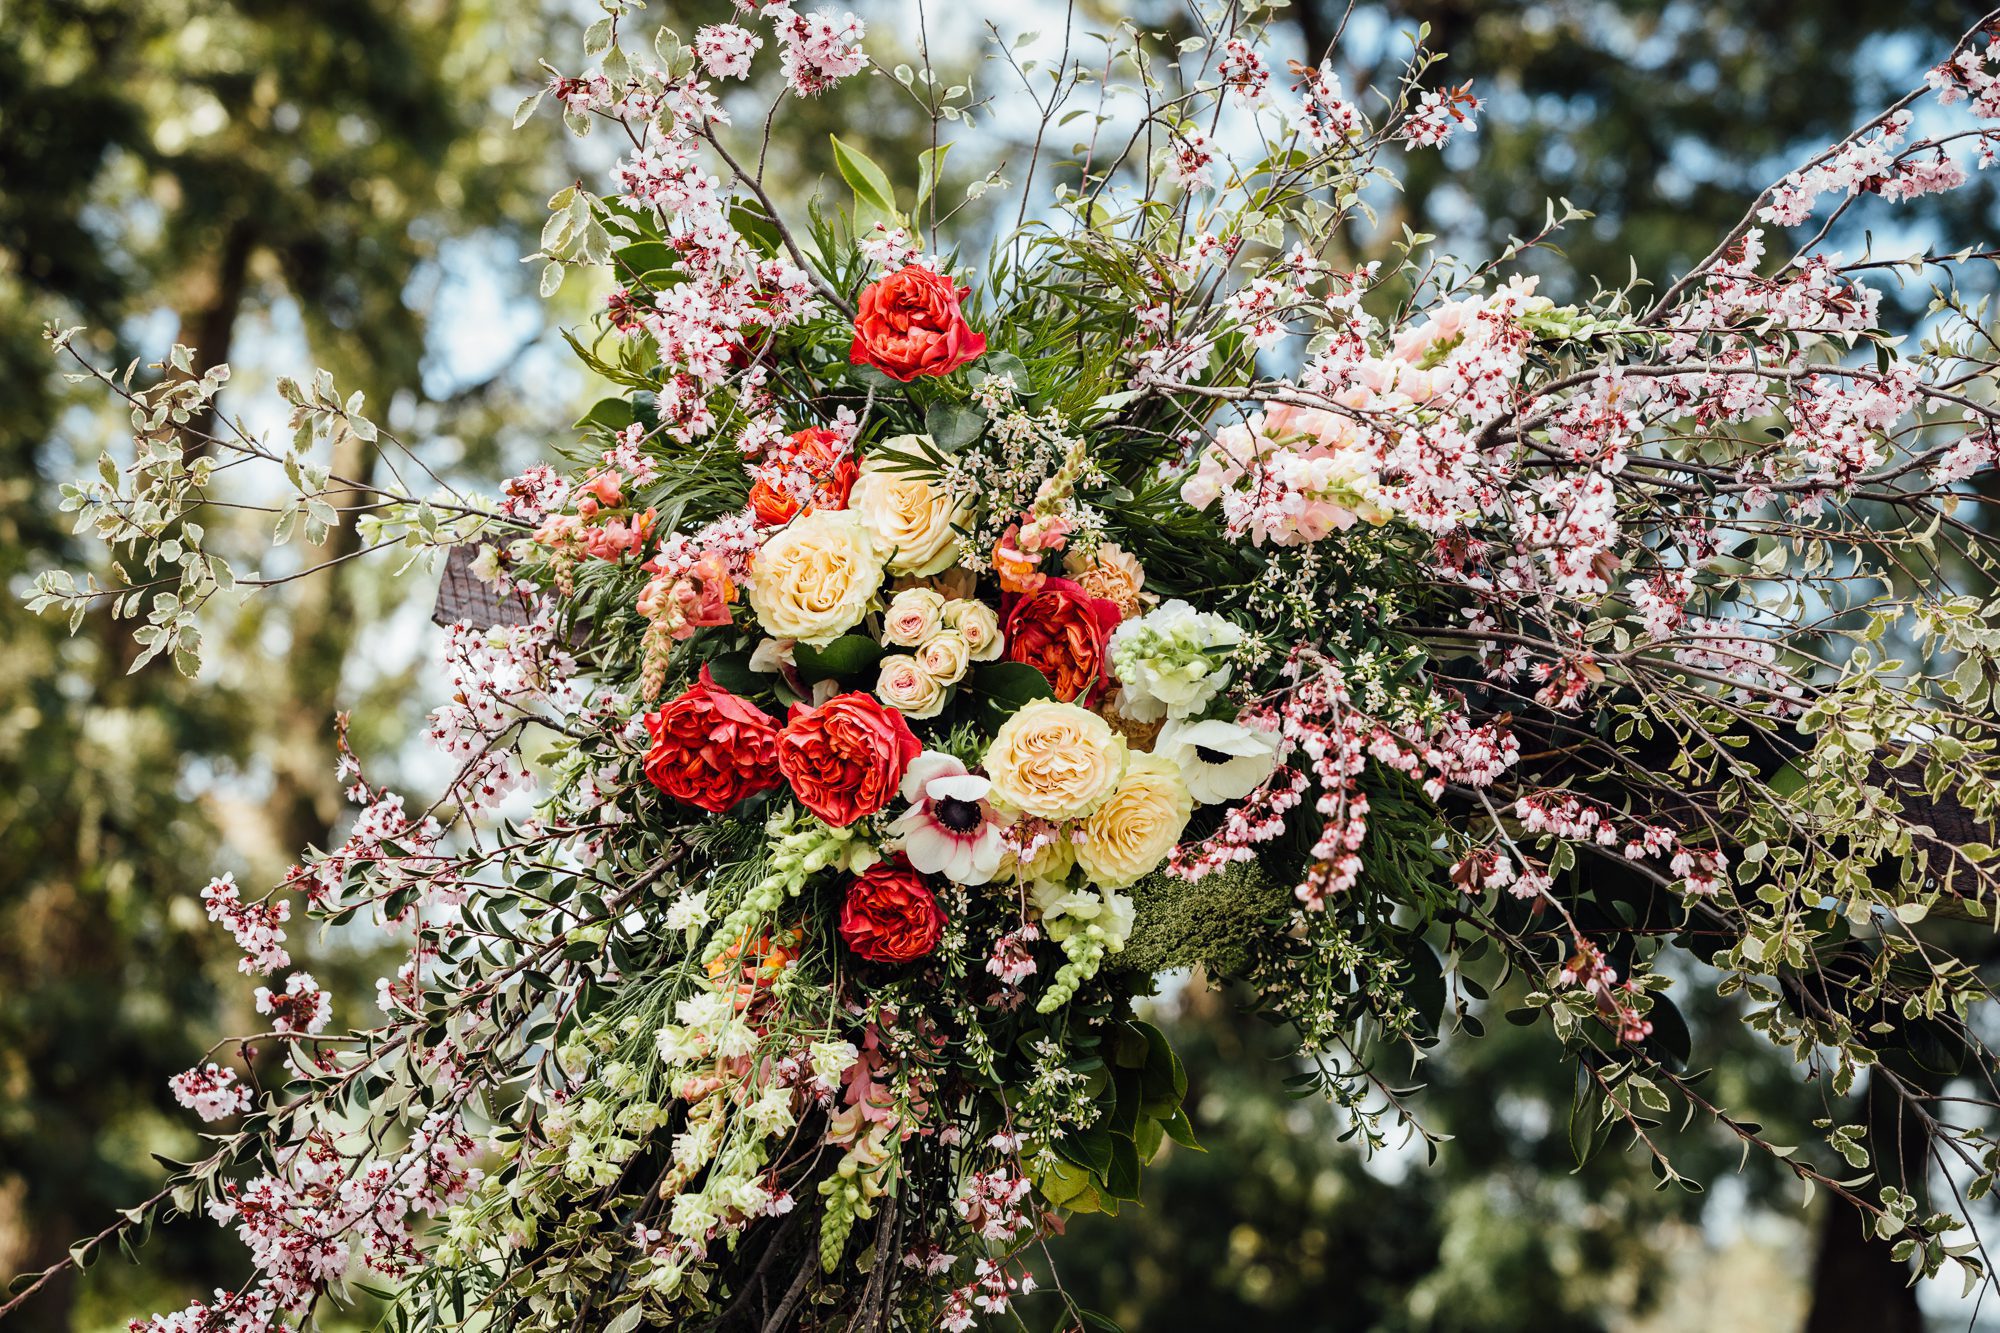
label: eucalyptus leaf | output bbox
[924,401,986,452]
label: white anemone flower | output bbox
[889,751,1008,885]
[1154,715,1281,804]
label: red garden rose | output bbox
[642,667,783,812]
[1003,576,1124,703]
[849,264,989,381]
[776,692,921,826]
[837,855,947,964]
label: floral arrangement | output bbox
[20,2,2000,1331]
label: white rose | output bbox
[882,586,947,646]
[942,598,1003,660]
[917,630,972,685]
[876,653,948,718]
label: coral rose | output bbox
[837,855,947,964]
[1003,577,1124,703]
[642,667,783,812]
[776,692,921,826]
[849,264,988,381]
[983,699,1127,821]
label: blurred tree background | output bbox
[1,1,1992,1330]
[0,1,584,1326]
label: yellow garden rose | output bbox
[1075,752,1192,889]
[983,699,1127,821]
[747,509,885,646]
[849,442,972,577]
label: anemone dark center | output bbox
[1193,745,1235,766]
[935,796,984,832]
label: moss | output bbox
[1108,860,1291,978]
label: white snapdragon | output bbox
[744,1085,798,1137]
[809,1039,860,1083]
[655,1023,706,1067]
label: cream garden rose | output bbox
[876,654,948,718]
[747,509,885,646]
[942,598,1003,660]
[849,442,972,576]
[983,699,1127,821]
[916,630,972,685]
[1075,752,1193,888]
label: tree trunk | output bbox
[1801,1068,1932,1333]
[107,213,257,678]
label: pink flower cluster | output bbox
[1170,651,1520,911]
[940,1257,1037,1330]
[149,1115,481,1332]
[1399,82,1482,149]
[169,1063,255,1123]
[532,469,655,562]
[254,972,333,1036]
[953,1168,1035,1242]
[1181,402,1384,546]
[773,8,868,97]
[695,22,762,79]
[1559,939,1654,1044]
[1760,109,1972,227]
[201,873,290,975]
